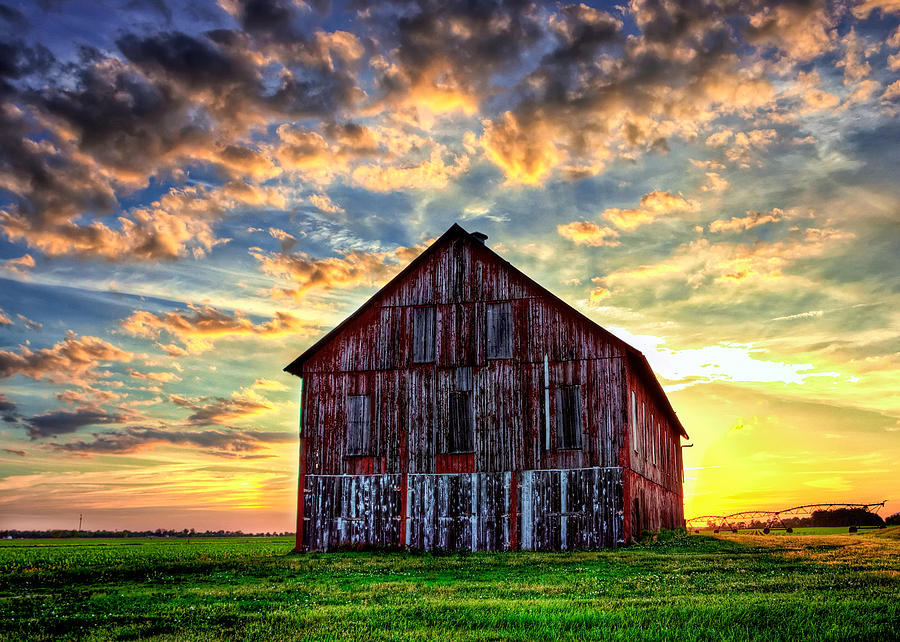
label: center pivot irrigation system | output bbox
[686,501,887,534]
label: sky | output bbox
[0,0,898,533]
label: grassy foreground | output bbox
[1,530,898,641]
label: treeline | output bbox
[1,529,294,539]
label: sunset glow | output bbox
[1,0,898,532]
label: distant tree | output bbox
[811,508,884,527]
[886,513,900,526]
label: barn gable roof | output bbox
[284,223,687,438]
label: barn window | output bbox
[448,392,474,453]
[556,385,582,450]
[412,306,435,363]
[486,302,512,359]
[346,395,370,455]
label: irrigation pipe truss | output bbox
[686,501,887,533]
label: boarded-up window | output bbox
[448,391,474,453]
[486,302,512,359]
[556,385,582,450]
[346,395,370,455]
[413,306,435,363]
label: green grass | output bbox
[1,530,898,640]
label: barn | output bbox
[285,223,688,552]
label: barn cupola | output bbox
[471,231,488,244]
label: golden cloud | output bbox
[122,304,317,354]
[0,331,133,386]
[557,221,620,246]
[253,242,428,299]
[603,190,699,230]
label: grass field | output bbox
[1,529,898,641]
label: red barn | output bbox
[285,224,687,551]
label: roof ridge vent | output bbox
[471,232,488,244]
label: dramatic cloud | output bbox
[0,392,18,422]
[169,390,273,426]
[603,191,699,230]
[0,331,133,385]
[0,308,11,326]
[129,370,182,383]
[1,253,34,275]
[708,208,787,233]
[557,221,620,247]
[23,406,125,439]
[122,304,317,353]
[253,242,427,299]
[49,426,295,457]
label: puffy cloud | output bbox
[308,193,344,213]
[169,389,273,426]
[557,221,620,247]
[129,370,182,383]
[745,0,836,61]
[252,378,289,391]
[0,393,18,422]
[602,190,699,230]
[701,172,730,193]
[56,387,123,406]
[478,0,782,183]
[481,112,562,185]
[836,28,871,85]
[598,225,855,293]
[852,0,900,19]
[708,208,785,233]
[1,253,34,275]
[0,331,133,386]
[252,242,427,299]
[883,79,900,100]
[0,308,11,326]
[0,20,365,261]
[351,149,470,192]
[364,0,544,117]
[15,314,41,331]
[23,406,125,440]
[49,425,294,457]
[122,304,316,354]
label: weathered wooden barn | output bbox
[285,224,687,552]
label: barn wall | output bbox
[519,467,623,550]
[300,357,626,475]
[625,355,683,494]
[625,470,685,537]
[299,235,629,477]
[295,230,684,551]
[302,467,623,552]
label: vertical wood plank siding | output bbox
[295,229,684,551]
